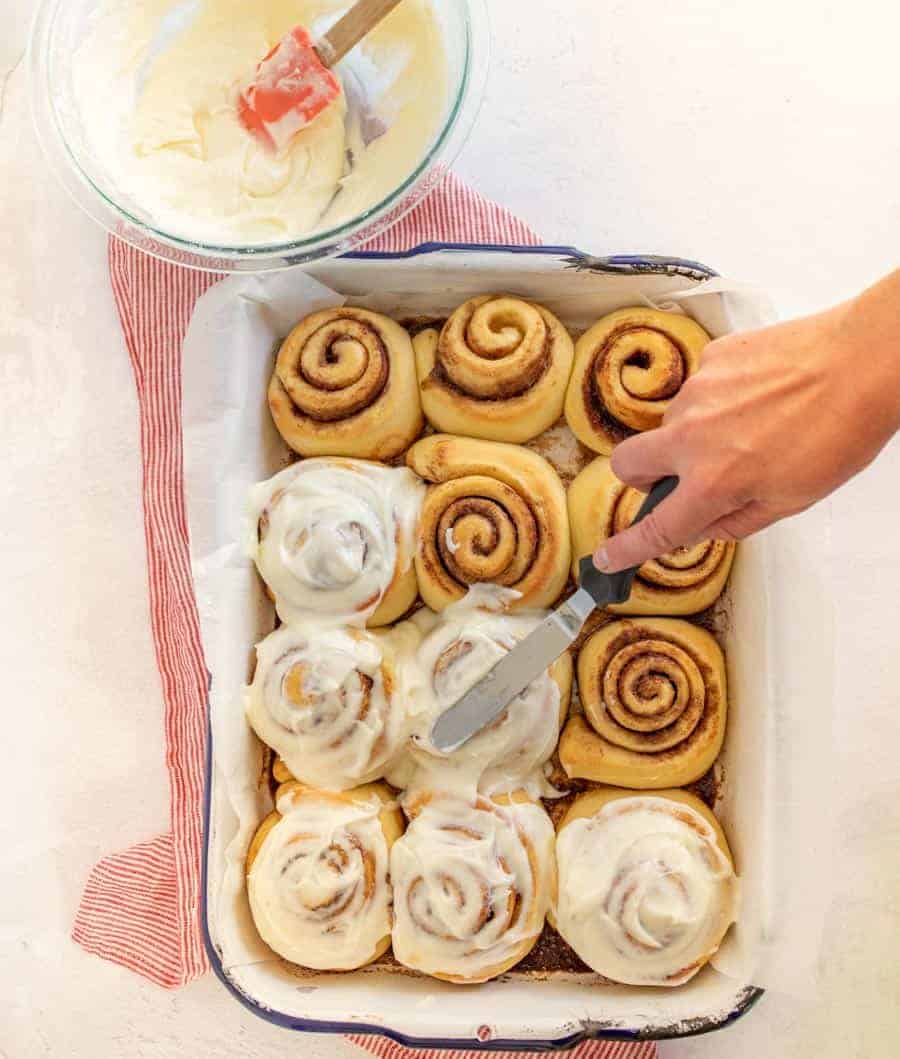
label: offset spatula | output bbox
[430,476,680,754]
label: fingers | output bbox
[593,480,725,572]
[610,429,675,489]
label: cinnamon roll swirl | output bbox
[268,307,423,460]
[245,621,419,791]
[406,435,570,611]
[414,294,575,443]
[553,788,738,986]
[390,791,556,983]
[564,308,710,454]
[246,458,424,627]
[568,458,735,614]
[246,781,404,971]
[390,596,572,796]
[559,618,727,788]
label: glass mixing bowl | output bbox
[29,0,489,271]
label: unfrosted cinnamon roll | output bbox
[246,781,404,971]
[390,597,572,796]
[246,458,424,627]
[390,790,555,983]
[414,294,574,443]
[407,435,570,612]
[553,788,738,986]
[268,307,423,460]
[245,621,419,790]
[568,458,735,615]
[559,618,727,788]
[564,308,710,454]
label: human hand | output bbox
[594,270,900,572]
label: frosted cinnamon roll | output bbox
[564,308,710,454]
[390,595,573,795]
[553,788,738,986]
[407,435,570,612]
[246,781,404,971]
[245,621,419,791]
[246,458,424,627]
[414,294,575,443]
[568,458,735,614]
[268,307,423,460]
[559,618,727,788]
[391,791,555,983]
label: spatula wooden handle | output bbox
[319,0,406,66]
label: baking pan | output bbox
[187,244,830,1047]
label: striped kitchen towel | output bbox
[71,172,656,1059]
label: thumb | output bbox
[593,481,724,572]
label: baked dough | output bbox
[415,294,574,443]
[564,307,709,453]
[559,618,727,788]
[568,457,735,614]
[246,457,424,627]
[390,790,555,983]
[246,781,404,970]
[407,434,570,611]
[388,602,572,796]
[245,621,418,789]
[269,308,423,460]
[552,787,737,985]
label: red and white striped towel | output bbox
[71,173,656,1059]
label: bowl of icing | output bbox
[29,0,488,270]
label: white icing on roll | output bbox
[554,796,738,986]
[245,621,419,790]
[247,787,393,970]
[390,795,555,981]
[246,458,424,626]
[387,589,563,797]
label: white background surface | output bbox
[1,0,898,1056]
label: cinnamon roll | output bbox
[564,308,710,454]
[268,307,423,460]
[553,788,738,986]
[559,618,727,788]
[568,458,735,615]
[245,621,419,791]
[390,596,573,796]
[246,458,424,627]
[407,435,570,612]
[390,790,556,983]
[414,294,575,443]
[246,781,404,971]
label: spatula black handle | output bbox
[578,475,680,605]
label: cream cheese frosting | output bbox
[71,0,448,244]
[245,458,424,626]
[247,784,394,970]
[554,796,738,986]
[386,587,570,798]
[245,620,420,789]
[390,793,555,981]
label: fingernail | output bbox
[593,547,610,571]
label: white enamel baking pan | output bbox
[188,244,834,1048]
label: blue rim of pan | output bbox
[340,242,719,283]
[201,243,763,1048]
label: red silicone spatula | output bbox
[238,0,405,152]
